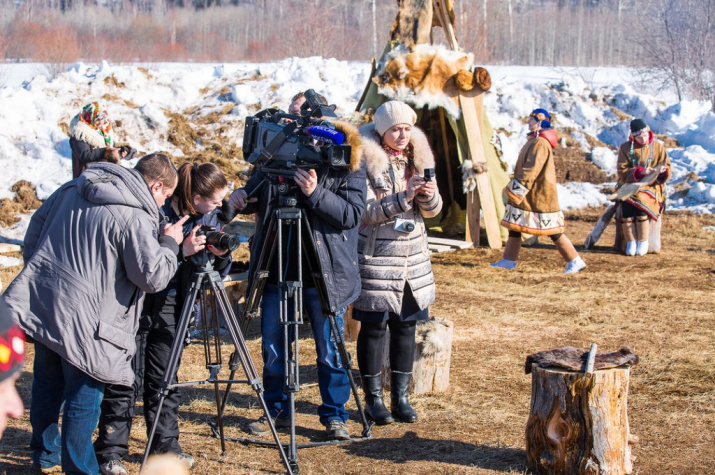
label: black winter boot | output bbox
[361,375,393,425]
[390,371,417,423]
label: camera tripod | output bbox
[140,250,292,474]
[218,184,372,474]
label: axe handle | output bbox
[585,343,598,375]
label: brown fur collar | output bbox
[333,120,363,172]
[359,122,435,179]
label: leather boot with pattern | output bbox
[361,375,394,425]
[390,371,417,423]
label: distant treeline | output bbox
[0,0,653,64]
[0,0,712,108]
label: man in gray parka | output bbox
[2,154,187,475]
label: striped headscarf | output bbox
[78,102,114,147]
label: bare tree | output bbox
[634,0,715,110]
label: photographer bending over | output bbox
[3,155,184,475]
[95,162,232,475]
[228,93,366,441]
[353,101,442,425]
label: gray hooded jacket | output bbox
[3,163,179,386]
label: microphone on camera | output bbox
[307,125,345,145]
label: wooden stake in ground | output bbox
[525,356,637,474]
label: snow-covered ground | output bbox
[1,58,713,247]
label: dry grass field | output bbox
[1,207,713,474]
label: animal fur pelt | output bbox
[461,159,488,194]
[333,120,363,171]
[390,0,433,47]
[373,43,491,119]
[415,318,453,357]
[524,346,640,374]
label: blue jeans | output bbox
[260,285,350,425]
[30,342,104,475]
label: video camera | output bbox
[242,89,352,176]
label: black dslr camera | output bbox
[196,225,239,253]
[242,89,352,176]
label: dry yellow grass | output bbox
[1,208,714,474]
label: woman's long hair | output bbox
[175,162,228,216]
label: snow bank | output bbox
[0,60,713,252]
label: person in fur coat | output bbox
[616,118,672,256]
[491,109,586,274]
[69,102,133,179]
[353,100,442,425]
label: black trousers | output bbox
[621,201,648,219]
[94,314,183,463]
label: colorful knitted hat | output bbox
[373,101,417,136]
[0,298,24,384]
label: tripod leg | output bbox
[210,277,295,474]
[212,369,227,455]
[328,312,373,438]
[217,352,240,422]
[282,281,301,470]
[141,274,203,469]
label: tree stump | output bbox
[381,318,453,394]
[614,205,662,254]
[526,365,636,474]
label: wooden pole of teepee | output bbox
[433,0,501,249]
[438,109,457,209]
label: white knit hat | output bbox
[373,101,417,136]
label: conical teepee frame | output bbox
[356,0,509,248]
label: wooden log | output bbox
[381,318,453,395]
[526,365,636,474]
[614,213,663,254]
[649,216,662,253]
